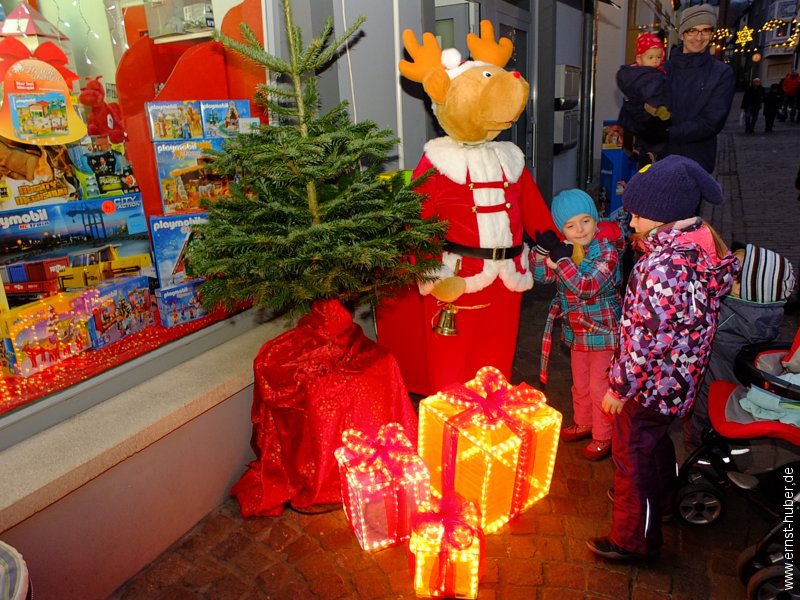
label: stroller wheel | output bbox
[736,543,780,585]
[746,564,800,600]
[676,482,724,525]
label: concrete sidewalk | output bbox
[114,102,800,600]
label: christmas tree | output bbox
[186,0,446,316]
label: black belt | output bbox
[443,241,524,261]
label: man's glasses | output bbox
[684,27,714,38]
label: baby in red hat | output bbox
[616,32,671,166]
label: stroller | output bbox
[675,337,800,600]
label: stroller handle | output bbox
[734,341,800,404]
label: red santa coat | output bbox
[377,137,555,394]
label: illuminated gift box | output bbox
[418,366,562,533]
[0,291,93,377]
[408,495,483,599]
[334,422,431,551]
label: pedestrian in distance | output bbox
[741,77,764,134]
[781,69,800,123]
[763,83,782,132]
[587,155,738,561]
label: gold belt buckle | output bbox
[492,247,506,261]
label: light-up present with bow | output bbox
[418,366,562,533]
[334,422,431,551]
[408,494,484,599]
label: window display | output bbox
[0,4,257,419]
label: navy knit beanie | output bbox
[622,155,725,222]
[551,189,598,232]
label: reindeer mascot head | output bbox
[377,21,556,395]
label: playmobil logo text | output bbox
[0,208,49,230]
[152,216,207,233]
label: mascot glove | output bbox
[549,242,573,263]
[534,230,561,255]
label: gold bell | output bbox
[433,303,458,336]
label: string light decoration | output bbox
[760,18,787,32]
[710,27,731,51]
[0,290,95,378]
[417,366,562,534]
[736,25,754,47]
[408,495,483,599]
[74,0,100,65]
[334,422,431,552]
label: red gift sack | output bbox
[231,299,418,516]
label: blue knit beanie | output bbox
[622,155,724,222]
[551,189,599,232]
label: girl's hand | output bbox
[601,391,624,415]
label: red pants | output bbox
[570,348,614,440]
[610,399,677,554]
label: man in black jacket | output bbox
[662,5,735,173]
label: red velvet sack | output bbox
[231,299,418,516]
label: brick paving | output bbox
[113,98,800,600]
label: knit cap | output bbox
[636,33,665,59]
[622,155,724,222]
[550,189,598,232]
[739,244,796,303]
[678,5,717,37]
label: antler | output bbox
[399,30,444,83]
[467,20,513,68]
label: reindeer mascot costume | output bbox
[378,21,556,394]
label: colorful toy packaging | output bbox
[408,495,484,599]
[334,422,431,551]
[152,139,228,214]
[417,366,562,533]
[67,137,139,199]
[0,290,93,377]
[155,279,205,327]
[199,100,252,137]
[0,193,153,303]
[145,100,204,141]
[150,212,207,288]
[86,275,153,349]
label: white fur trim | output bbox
[441,48,462,70]
[424,137,524,185]
[420,248,533,296]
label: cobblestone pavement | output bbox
[114,98,800,600]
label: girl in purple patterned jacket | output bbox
[587,155,739,562]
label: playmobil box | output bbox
[86,275,154,349]
[0,194,153,304]
[0,291,94,377]
[146,100,204,141]
[153,139,229,215]
[68,137,140,199]
[199,100,252,137]
[150,212,207,288]
[155,279,206,328]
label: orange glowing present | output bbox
[418,366,562,533]
[334,422,431,551]
[408,494,483,598]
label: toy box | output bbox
[199,100,252,137]
[155,279,205,327]
[0,291,94,377]
[0,142,79,212]
[0,194,153,304]
[68,137,139,199]
[86,275,153,349]
[150,212,207,288]
[146,100,204,141]
[153,139,228,214]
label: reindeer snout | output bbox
[513,71,521,79]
